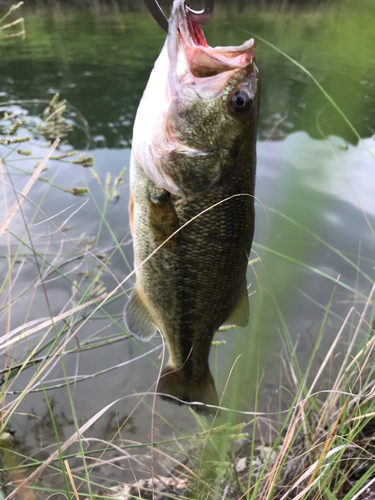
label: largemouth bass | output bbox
[125,0,260,411]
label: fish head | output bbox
[132,0,260,196]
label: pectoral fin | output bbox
[123,287,158,341]
[223,283,249,328]
[148,190,180,249]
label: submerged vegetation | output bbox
[0,0,374,499]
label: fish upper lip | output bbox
[185,14,209,48]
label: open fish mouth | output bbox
[169,0,256,80]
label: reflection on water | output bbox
[0,0,374,493]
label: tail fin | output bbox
[157,366,219,415]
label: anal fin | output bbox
[124,287,158,341]
[222,282,249,328]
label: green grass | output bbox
[1,1,375,499]
[0,2,24,39]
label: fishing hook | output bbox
[143,0,215,33]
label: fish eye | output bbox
[230,89,253,116]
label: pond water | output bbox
[0,0,374,494]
